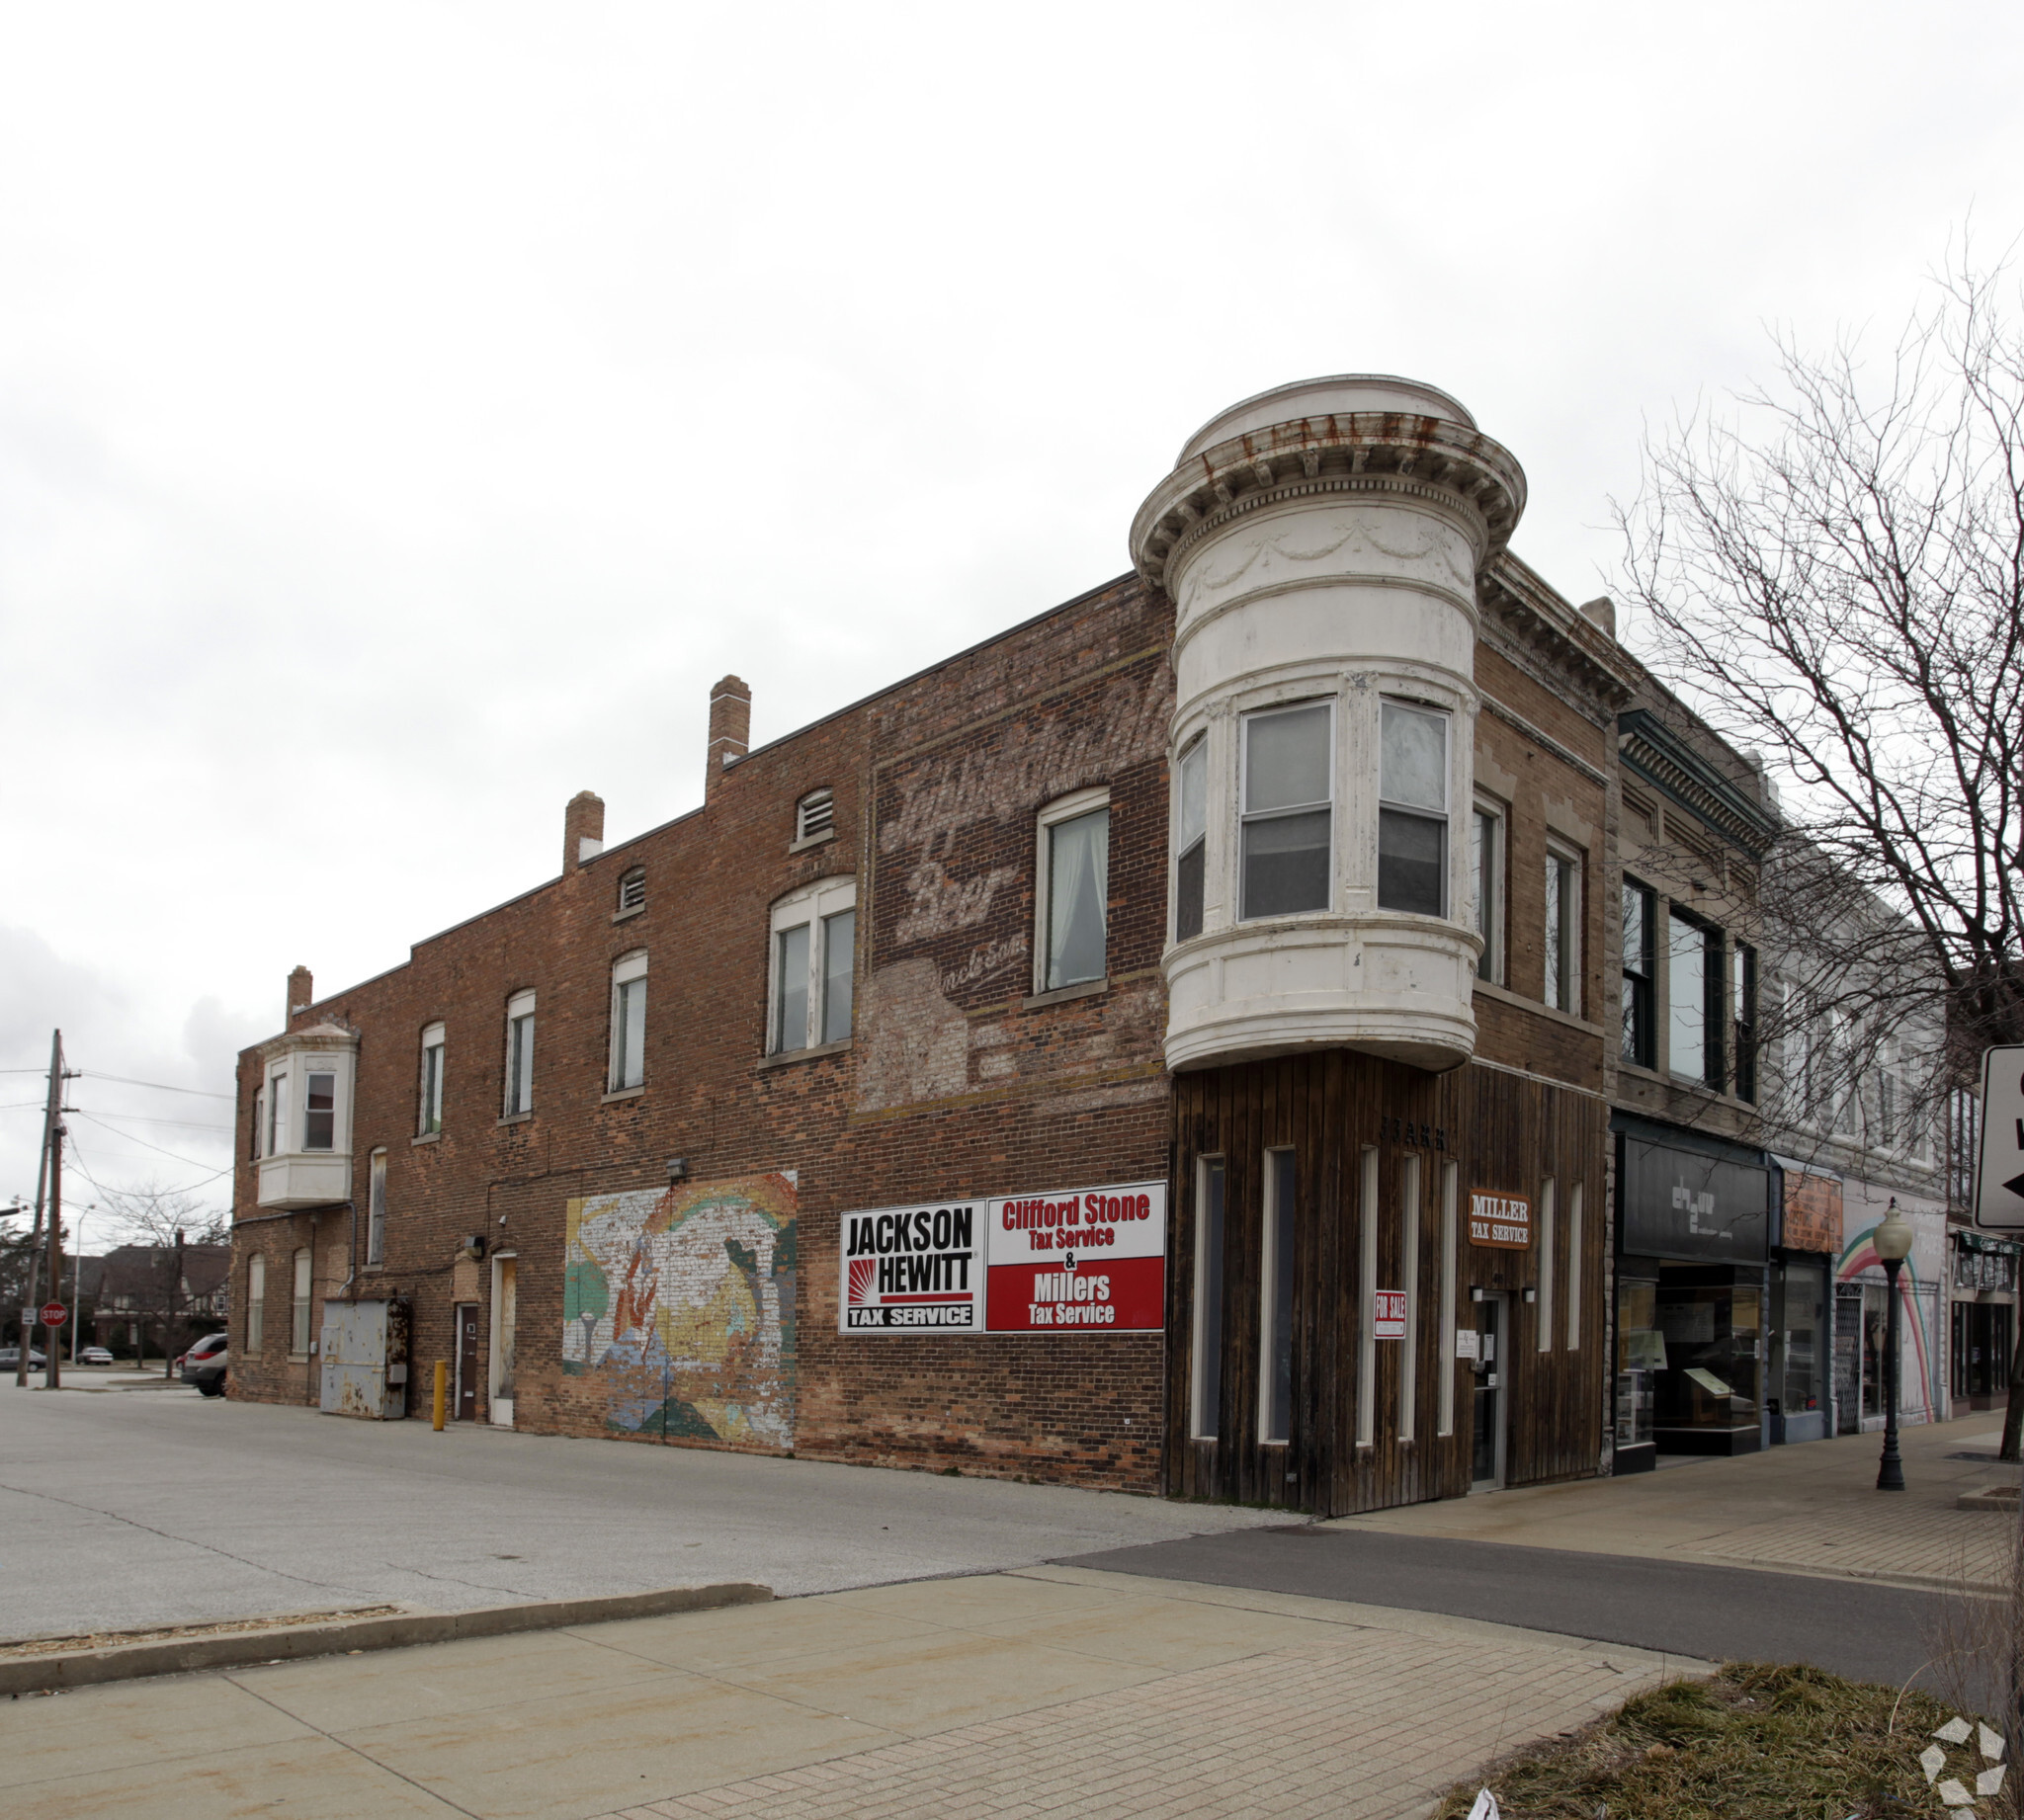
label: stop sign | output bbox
[40,1303,66,1328]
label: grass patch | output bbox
[1430,1661,1980,1819]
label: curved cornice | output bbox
[1131,411,1527,591]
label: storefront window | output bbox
[1652,1282,1761,1436]
[1615,1279,1659,1448]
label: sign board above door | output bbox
[1468,1192,1531,1250]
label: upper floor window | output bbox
[1471,799,1503,983]
[610,952,647,1091]
[769,878,856,1053]
[1668,913,1722,1088]
[1543,844,1581,1015]
[1175,739,1207,943]
[504,990,536,1116]
[795,788,836,846]
[617,868,646,915]
[1377,701,1447,917]
[291,1249,312,1355]
[246,1252,266,1351]
[419,1023,446,1134]
[1037,789,1110,992]
[304,1073,336,1150]
[1731,945,1757,1105]
[251,1089,265,1161]
[267,1070,291,1156]
[367,1151,387,1266]
[1240,702,1331,919]
[1622,882,1655,1067]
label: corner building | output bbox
[229,374,1634,1517]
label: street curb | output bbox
[0,1582,773,1696]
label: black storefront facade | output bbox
[1612,1113,1772,1469]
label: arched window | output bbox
[609,951,648,1091]
[768,878,856,1052]
[1036,789,1110,992]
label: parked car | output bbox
[0,1347,46,1368]
[77,1346,116,1365]
[181,1332,229,1396]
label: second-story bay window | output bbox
[1175,738,1207,942]
[303,1073,336,1149]
[1378,701,1448,917]
[1240,702,1331,918]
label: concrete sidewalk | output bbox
[1,1567,1705,1820]
[1327,1414,2019,1591]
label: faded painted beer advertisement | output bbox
[984,1180,1167,1333]
[840,1200,983,1331]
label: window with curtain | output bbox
[1378,701,1447,917]
[1240,703,1331,918]
[610,953,647,1089]
[1175,738,1207,942]
[1041,796,1109,991]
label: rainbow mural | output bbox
[1835,1221,1937,1421]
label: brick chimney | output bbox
[287,964,313,1031]
[564,790,606,872]
[707,675,751,802]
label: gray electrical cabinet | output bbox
[318,1297,412,1419]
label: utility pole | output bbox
[15,1032,60,1391]
[43,1088,63,1391]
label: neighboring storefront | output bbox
[1950,1227,2019,1412]
[1766,1157,1839,1446]
[1833,1182,1946,1434]
[1613,1113,1772,1467]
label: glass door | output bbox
[1471,1293,1506,1490]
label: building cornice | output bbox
[1618,708,1780,861]
[1478,554,1637,716]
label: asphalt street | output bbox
[1054,1526,1956,1688]
[0,1383,1279,1641]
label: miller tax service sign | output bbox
[840,1180,1167,1334]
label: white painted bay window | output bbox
[1240,702,1332,919]
[1174,738,1207,942]
[1377,701,1448,917]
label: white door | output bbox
[489,1255,517,1428]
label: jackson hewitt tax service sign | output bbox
[839,1182,1166,1333]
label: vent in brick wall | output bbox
[796,789,835,844]
[618,868,646,913]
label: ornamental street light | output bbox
[1874,1199,1914,1493]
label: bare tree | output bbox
[1616,248,2024,1450]
[98,1178,228,1249]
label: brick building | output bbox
[229,373,1768,1515]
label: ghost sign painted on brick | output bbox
[564,1173,797,1448]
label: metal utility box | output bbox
[318,1297,411,1419]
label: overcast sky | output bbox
[4,3,2021,1237]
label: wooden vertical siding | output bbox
[1167,1051,1607,1516]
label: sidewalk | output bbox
[1326,1414,2019,1592]
[2,1567,1706,1820]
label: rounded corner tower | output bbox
[1131,374,1526,1076]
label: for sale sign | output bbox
[984,1180,1166,1333]
[839,1200,982,1331]
[1374,1289,1406,1339]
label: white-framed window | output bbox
[251,1088,265,1161]
[610,951,647,1090]
[504,990,536,1116]
[1036,788,1110,993]
[1378,700,1448,917]
[617,868,646,915]
[795,788,835,846]
[291,1248,312,1355]
[1471,797,1503,983]
[1174,737,1207,943]
[367,1151,387,1266]
[768,878,857,1053]
[419,1023,446,1134]
[1240,701,1332,919]
[246,1253,266,1352]
[267,1069,291,1156]
[1668,914,1720,1088]
[304,1072,336,1150]
[1544,842,1582,1015]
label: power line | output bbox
[66,1113,230,1172]
[76,1071,234,1102]
[75,1108,235,1134]
[64,1129,232,1202]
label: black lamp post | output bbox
[1874,1199,1913,1492]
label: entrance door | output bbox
[1470,1293,1507,1490]
[454,1303,480,1421]
[489,1258,517,1428]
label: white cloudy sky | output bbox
[3,2,2021,1235]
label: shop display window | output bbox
[1652,1282,1761,1434]
[1615,1279,1659,1448]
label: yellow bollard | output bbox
[432,1360,448,1431]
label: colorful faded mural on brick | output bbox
[562,1173,797,1448]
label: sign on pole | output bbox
[1973,1043,2024,1232]
[39,1302,66,1329]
